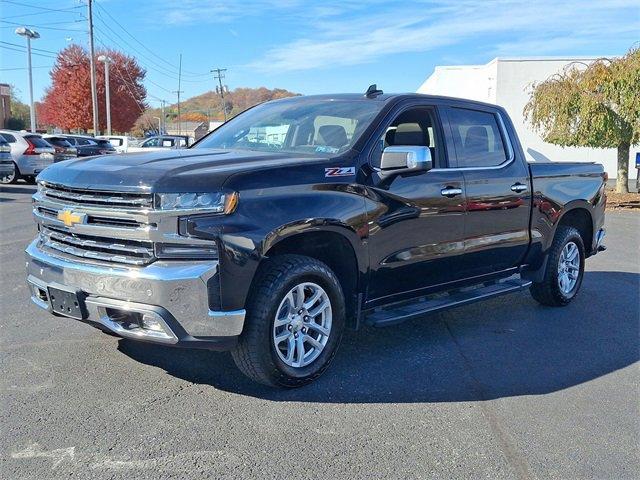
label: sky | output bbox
[1,0,639,108]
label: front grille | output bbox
[40,226,154,266]
[35,205,148,230]
[41,182,153,209]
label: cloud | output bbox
[245,0,640,73]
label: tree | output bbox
[6,85,30,128]
[39,44,147,133]
[524,47,639,193]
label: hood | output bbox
[37,148,323,192]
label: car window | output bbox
[25,135,52,148]
[108,137,123,147]
[448,108,508,168]
[178,138,187,147]
[1,133,16,143]
[78,138,91,146]
[195,98,384,156]
[0,136,8,146]
[143,138,160,147]
[161,139,174,147]
[96,140,112,148]
[371,106,441,168]
[65,138,77,145]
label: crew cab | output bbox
[25,90,606,387]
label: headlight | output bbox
[155,191,238,213]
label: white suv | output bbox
[0,130,55,184]
[96,135,139,153]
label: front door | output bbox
[444,106,531,277]
[365,105,467,302]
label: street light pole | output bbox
[87,0,99,135]
[98,55,112,135]
[15,27,40,132]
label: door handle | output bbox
[441,187,463,197]
[511,183,528,193]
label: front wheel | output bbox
[530,225,585,306]
[231,255,345,387]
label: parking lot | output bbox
[0,183,638,479]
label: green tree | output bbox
[8,85,31,127]
[524,47,639,193]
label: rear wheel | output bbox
[530,225,585,306]
[231,255,345,387]
[0,163,19,184]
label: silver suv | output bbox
[0,130,55,184]
[0,136,13,180]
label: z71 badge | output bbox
[325,167,355,177]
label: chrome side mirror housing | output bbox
[379,146,432,173]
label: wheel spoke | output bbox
[303,289,323,310]
[295,284,305,309]
[306,322,330,336]
[285,336,296,363]
[308,299,329,317]
[304,334,323,351]
[295,335,305,366]
[274,331,291,345]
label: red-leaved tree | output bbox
[40,44,147,133]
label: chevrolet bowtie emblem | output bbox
[57,209,85,227]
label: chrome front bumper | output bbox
[25,240,245,347]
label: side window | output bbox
[108,137,124,147]
[161,139,174,147]
[143,138,160,147]
[2,133,16,143]
[448,108,508,168]
[371,107,440,168]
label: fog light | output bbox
[141,313,165,332]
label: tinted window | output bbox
[25,135,52,148]
[96,140,112,148]
[195,98,384,156]
[0,136,8,146]
[65,138,77,145]
[143,138,160,147]
[47,138,71,147]
[448,108,508,167]
[1,133,16,143]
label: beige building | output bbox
[0,84,11,128]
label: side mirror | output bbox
[379,146,432,176]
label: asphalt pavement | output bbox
[1,183,638,479]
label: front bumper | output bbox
[25,240,245,350]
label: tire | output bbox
[0,162,19,184]
[530,225,585,306]
[231,254,345,387]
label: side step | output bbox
[365,278,532,327]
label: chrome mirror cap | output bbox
[379,146,432,172]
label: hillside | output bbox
[135,87,299,132]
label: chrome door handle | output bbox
[511,183,528,193]
[441,187,463,197]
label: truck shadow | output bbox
[118,271,639,403]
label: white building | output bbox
[418,57,637,180]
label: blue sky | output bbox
[1,0,639,108]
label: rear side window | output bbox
[448,108,508,168]
[25,135,52,148]
[1,133,16,143]
[96,140,112,147]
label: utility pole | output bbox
[160,99,166,134]
[211,68,228,122]
[87,0,99,135]
[14,27,39,132]
[174,54,183,136]
[97,55,112,135]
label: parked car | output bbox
[0,135,13,180]
[26,91,607,387]
[62,135,116,157]
[127,135,191,152]
[43,135,78,162]
[0,130,54,184]
[96,135,139,153]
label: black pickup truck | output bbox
[26,90,607,387]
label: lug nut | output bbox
[294,333,299,338]
[302,327,307,333]
[287,325,292,331]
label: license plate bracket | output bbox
[48,286,88,320]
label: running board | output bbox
[365,278,532,327]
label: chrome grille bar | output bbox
[41,182,153,209]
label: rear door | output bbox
[444,106,531,276]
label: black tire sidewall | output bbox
[245,257,345,386]
[0,163,18,184]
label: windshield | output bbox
[194,98,384,156]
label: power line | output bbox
[0,40,58,55]
[0,19,85,32]
[93,0,209,78]
[0,1,83,12]
[0,65,53,71]
[2,4,84,20]
[0,44,57,59]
